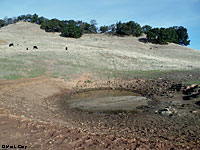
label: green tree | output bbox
[100,25,108,33]
[116,21,142,37]
[90,20,97,33]
[7,18,14,24]
[82,23,92,33]
[116,21,129,35]
[24,14,32,22]
[142,25,152,34]
[146,28,160,43]
[157,28,169,44]
[126,21,142,37]
[41,19,64,32]
[165,27,179,43]
[0,20,6,27]
[31,13,39,23]
[61,24,83,38]
[146,27,187,45]
[174,26,190,46]
[108,24,116,34]
[17,15,26,21]
[37,16,47,24]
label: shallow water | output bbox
[67,90,149,113]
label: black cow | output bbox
[65,47,68,50]
[9,43,14,47]
[33,46,38,49]
[26,48,28,50]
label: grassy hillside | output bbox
[0,22,200,80]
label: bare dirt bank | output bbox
[0,76,199,150]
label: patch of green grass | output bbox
[27,69,46,78]
[182,80,200,85]
[124,70,164,78]
[51,72,60,78]
[85,80,92,83]
[101,69,166,80]
[4,74,24,80]
[0,58,10,63]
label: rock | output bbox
[182,84,200,100]
[183,92,200,100]
[170,84,182,91]
[183,84,198,95]
[155,106,177,116]
[191,110,199,114]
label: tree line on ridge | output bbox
[0,14,190,46]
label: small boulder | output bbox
[170,83,182,91]
[182,84,200,100]
[155,106,177,116]
[183,84,198,95]
[183,92,200,100]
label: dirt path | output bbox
[0,77,199,150]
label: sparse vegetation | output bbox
[4,74,24,80]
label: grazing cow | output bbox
[65,47,68,50]
[26,48,28,50]
[33,46,38,49]
[9,43,14,47]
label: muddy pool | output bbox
[66,89,150,113]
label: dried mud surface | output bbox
[0,74,200,150]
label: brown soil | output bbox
[0,76,200,150]
[0,40,7,45]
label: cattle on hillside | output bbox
[33,46,38,49]
[9,43,14,47]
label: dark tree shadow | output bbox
[138,38,148,43]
